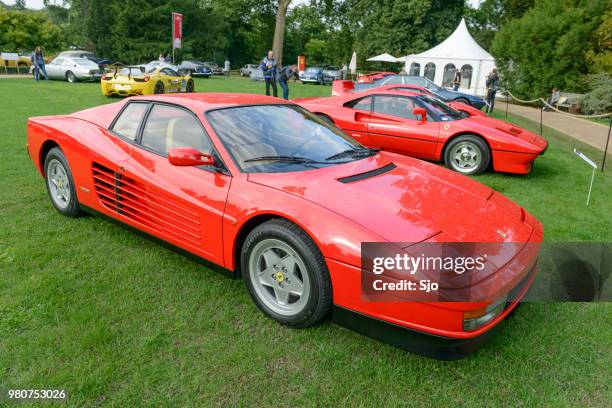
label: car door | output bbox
[365,95,440,159]
[45,57,63,79]
[121,103,231,264]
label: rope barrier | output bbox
[505,90,612,118]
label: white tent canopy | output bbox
[367,53,398,63]
[349,51,357,74]
[399,18,496,96]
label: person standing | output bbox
[485,68,500,114]
[452,69,462,91]
[224,58,230,77]
[31,46,48,82]
[543,88,560,111]
[259,50,278,97]
[277,64,298,100]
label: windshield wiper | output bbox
[244,155,331,165]
[325,147,379,161]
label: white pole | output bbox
[587,168,595,206]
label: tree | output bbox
[0,8,64,52]
[14,0,25,9]
[491,0,610,98]
[272,0,292,65]
[465,0,534,49]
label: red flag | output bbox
[172,12,183,49]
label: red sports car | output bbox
[297,89,548,174]
[27,93,542,359]
[356,71,396,84]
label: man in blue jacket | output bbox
[259,50,277,97]
[277,64,298,100]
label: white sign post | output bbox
[574,149,597,206]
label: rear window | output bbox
[111,103,149,141]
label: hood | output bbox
[466,116,547,151]
[247,153,532,244]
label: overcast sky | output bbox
[6,0,482,10]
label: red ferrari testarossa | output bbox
[27,93,542,359]
[296,88,548,175]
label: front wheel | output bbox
[455,98,470,105]
[241,219,332,328]
[186,79,194,93]
[444,135,490,175]
[44,147,82,217]
[154,81,164,94]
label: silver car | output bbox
[44,57,102,82]
[240,64,258,77]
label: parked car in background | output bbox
[249,68,265,81]
[44,56,102,82]
[324,66,342,80]
[299,67,334,85]
[57,50,113,67]
[240,64,258,77]
[296,88,547,175]
[203,62,223,75]
[0,52,32,68]
[356,75,486,109]
[356,71,395,84]
[179,60,213,78]
[101,65,194,96]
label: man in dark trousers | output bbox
[259,50,278,97]
[485,68,500,114]
[452,69,462,91]
[277,64,299,100]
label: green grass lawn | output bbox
[0,76,610,407]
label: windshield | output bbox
[305,68,320,73]
[207,105,372,173]
[417,95,468,120]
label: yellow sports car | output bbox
[101,65,194,97]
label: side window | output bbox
[162,68,178,77]
[52,58,64,65]
[111,102,149,141]
[373,96,419,120]
[140,105,212,155]
[383,76,402,85]
[346,96,372,111]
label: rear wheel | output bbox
[444,135,490,175]
[44,147,82,217]
[66,71,76,83]
[154,81,164,94]
[186,79,195,93]
[241,219,332,328]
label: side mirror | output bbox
[168,147,215,167]
[412,107,427,123]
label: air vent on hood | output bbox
[337,163,397,184]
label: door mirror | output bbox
[412,107,427,123]
[168,147,215,167]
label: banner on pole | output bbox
[172,12,183,49]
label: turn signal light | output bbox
[463,297,506,331]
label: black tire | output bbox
[44,147,82,217]
[455,98,470,105]
[186,79,195,93]
[241,219,332,328]
[154,81,164,94]
[444,134,490,175]
[66,71,77,83]
[317,77,323,86]
[317,113,335,126]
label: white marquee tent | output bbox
[367,53,399,63]
[398,18,495,96]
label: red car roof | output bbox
[129,92,291,111]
